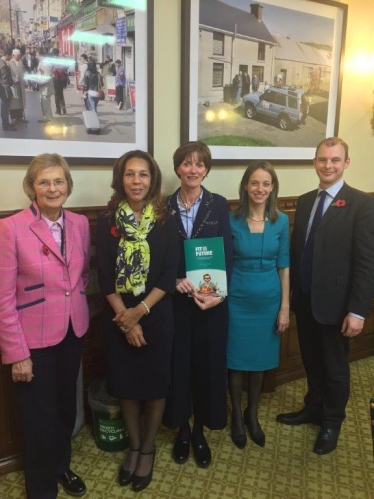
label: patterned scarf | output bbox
[115,201,155,296]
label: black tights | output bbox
[120,398,164,476]
[228,369,264,434]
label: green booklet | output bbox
[184,237,227,297]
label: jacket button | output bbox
[65,291,70,296]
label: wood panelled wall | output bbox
[1,197,373,475]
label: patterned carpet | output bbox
[1,357,373,499]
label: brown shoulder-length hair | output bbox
[23,153,73,201]
[233,161,279,223]
[173,141,212,177]
[105,150,167,223]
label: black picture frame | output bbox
[181,0,348,165]
[0,0,154,165]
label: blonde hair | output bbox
[23,153,73,201]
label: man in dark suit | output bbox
[0,47,16,131]
[277,137,374,454]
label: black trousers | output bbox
[163,294,228,430]
[16,324,84,499]
[115,85,124,105]
[54,85,66,112]
[295,294,350,427]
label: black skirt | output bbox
[104,295,174,400]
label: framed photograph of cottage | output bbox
[0,0,153,165]
[181,0,347,164]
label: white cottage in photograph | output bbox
[198,0,276,104]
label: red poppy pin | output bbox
[332,199,346,207]
[110,225,120,237]
[42,245,49,255]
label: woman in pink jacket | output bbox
[0,154,90,499]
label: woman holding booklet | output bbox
[163,141,233,469]
[227,162,290,450]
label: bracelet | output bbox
[140,300,150,315]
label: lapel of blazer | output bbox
[191,187,213,239]
[167,191,187,239]
[28,203,66,264]
[318,183,350,231]
[298,189,318,243]
[64,214,74,264]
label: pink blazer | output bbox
[0,202,90,364]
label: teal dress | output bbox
[227,212,289,371]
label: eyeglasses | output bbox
[34,180,68,189]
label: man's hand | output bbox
[12,357,33,383]
[341,314,364,338]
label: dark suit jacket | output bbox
[290,182,374,324]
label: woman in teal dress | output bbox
[227,161,290,449]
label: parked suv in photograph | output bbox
[242,86,305,130]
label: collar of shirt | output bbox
[178,190,203,239]
[41,213,64,252]
[306,180,344,240]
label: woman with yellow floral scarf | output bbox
[96,150,179,493]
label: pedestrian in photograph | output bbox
[96,150,179,492]
[37,48,54,123]
[9,48,27,124]
[22,46,38,90]
[242,71,250,96]
[115,59,125,110]
[277,137,374,455]
[83,59,102,113]
[78,53,88,88]
[252,74,259,92]
[100,55,116,79]
[0,153,90,498]
[51,48,68,115]
[0,47,16,131]
[227,162,289,450]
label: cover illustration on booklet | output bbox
[184,237,227,297]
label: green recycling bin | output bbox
[88,378,129,452]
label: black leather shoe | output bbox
[192,436,211,468]
[58,470,87,497]
[172,428,191,464]
[276,408,321,426]
[132,449,156,492]
[118,448,140,486]
[313,426,340,455]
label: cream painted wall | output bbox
[1,0,373,211]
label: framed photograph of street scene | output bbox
[0,0,153,165]
[181,0,347,164]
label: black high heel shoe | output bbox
[230,427,247,449]
[132,448,156,492]
[244,411,265,447]
[118,448,140,486]
[230,416,247,449]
